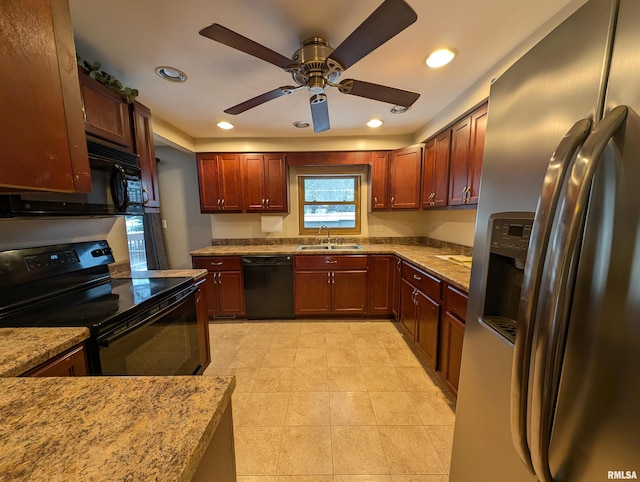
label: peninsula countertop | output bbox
[0,375,235,481]
[190,243,472,292]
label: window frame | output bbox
[297,174,362,235]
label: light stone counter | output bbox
[0,375,235,481]
[190,243,472,292]
[0,327,90,377]
[111,268,208,281]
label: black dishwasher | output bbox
[242,256,294,319]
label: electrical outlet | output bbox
[162,219,167,229]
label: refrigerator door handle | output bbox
[510,118,592,473]
[530,105,628,482]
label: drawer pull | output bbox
[413,274,422,281]
[210,261,223,266]
[326,260,338,264]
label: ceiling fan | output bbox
[199,0,420,133]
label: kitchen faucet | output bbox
[318,225,331,244]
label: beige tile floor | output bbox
[204,319,455,482]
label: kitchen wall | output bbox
[155,146,212,268]
[0,216,129,260]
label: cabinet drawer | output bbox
[401,262,441,301]
[295,255,368,271]
[192,256,242,271]
[444,284,468,322]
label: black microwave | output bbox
[0,139,144,217]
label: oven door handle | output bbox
[98,285,197,347]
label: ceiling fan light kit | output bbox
[199,0,421,133]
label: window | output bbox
[125,216,147,271]
[298,175,361,234]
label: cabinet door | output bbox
[294,271,332,315]
[332,270,368,314]
[197,154,222,212]
[415,290,440,368]
[400,279,417,339]
[218,154,243,211]
[389,145,422,209]
[368,255,393,315]
[204,272,221,316]
[440,311,465,394]
[242,154,266,211]
[467,103,488,205]
[79,69,134,149]
[218,271,246,316]
[391,257,402,319]
[264,154,288,212]
[133,102,160,212]
[431,130,451,207]
[195,279,211,369]
[448,115,471,206]
[370,151,389,210]
[1,0,90,193]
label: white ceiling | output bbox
[69,0,584,141]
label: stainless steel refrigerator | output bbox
[450,0,640,481]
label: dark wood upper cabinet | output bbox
[422,130,451,208]
[197,153,243,213]
[132,102,160,212]
[241,153,288,212]
[0,0,91,193]
[389,145,423,210]
[78,67,134,150]
[370,151,389,211]
[448,102,487,206]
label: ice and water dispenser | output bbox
[481,212,534,343]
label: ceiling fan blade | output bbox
[199,23,292,70]
[224,86,298,115]
[338,79,420,107]
[327,0,417,70]
[310,94,330,133]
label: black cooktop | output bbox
[0,276,191,334]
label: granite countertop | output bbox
[111,268,208,281]
[0,375,235,481]
[0,327,90,377]
[190,243,472,291]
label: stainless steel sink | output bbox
[297,244,362,251]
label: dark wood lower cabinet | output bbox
[415,290,440,368]
[192,257,245,318]
[439,311,465,394]
[368,255,395,315]
[294,271,332,315]
[400,279,418,338]
[23,344,88,377]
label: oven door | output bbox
[96,286,201,376]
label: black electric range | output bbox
[0,240,201,375]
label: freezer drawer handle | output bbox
[530,106,628,482]
[510,118,593,474]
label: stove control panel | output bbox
[24,250,79,271]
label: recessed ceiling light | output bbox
[293,121,310,128]
[217,121,234,130]
[426,48,457,68]
[155,66,187,82]
[367,119,383,128]
[390,105,409,114]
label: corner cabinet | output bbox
[1,0,91,193]
[294,255,368,316]
[422,131,450,208]
[388,145,423,210]
[196,153,243,213]
[449,103,487,206]
[241,153,288,212]
[133,102,161,212]
[192,256,245,318]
